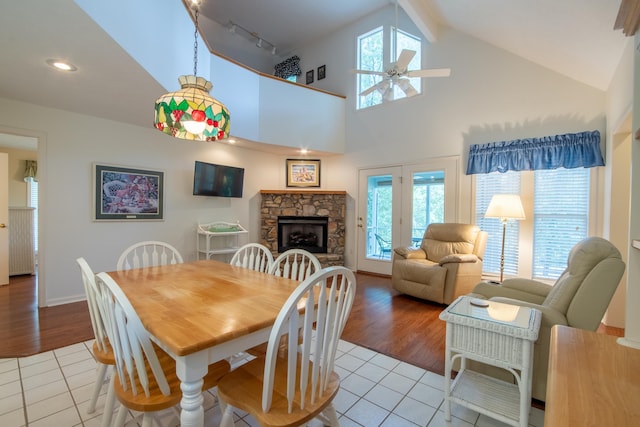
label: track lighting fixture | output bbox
[228,20,276,55]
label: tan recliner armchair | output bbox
[467,236,625,402]
[392,223,488,304]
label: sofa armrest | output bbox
[471,281,549,305]
[393,246,426,260]
[439,254,478,265]
[500,278,553,298]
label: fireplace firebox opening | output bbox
[277,216,328,253]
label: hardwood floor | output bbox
[0,274,93,357]
[341,273,448,375]
[0,271,623,379]
[0,271,449,371]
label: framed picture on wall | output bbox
[93,163,164,221]
[286,159,320,187]
[317,65,326,80]
[306,69,314,84]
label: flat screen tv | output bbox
[193,161,244,198]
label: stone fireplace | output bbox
[260,190,346,266]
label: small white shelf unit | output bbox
[196,221,248,261]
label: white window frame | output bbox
[357,26,384,110]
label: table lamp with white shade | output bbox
[485,194,525,282]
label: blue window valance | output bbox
[466,130,604,175]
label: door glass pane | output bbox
[412,170,444,246]
[367,174,392,259]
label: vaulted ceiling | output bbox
[0,0,632,151]
[199,0,628,91]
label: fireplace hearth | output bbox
[278,216,328,253]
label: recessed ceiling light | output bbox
[227,138,236,144]
[46,59,77,72]
[299,149,309,154]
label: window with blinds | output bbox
[533,167,589,279]
[475,167,590,281]
[475,171,522,278]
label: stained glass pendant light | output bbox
[154,1,230,141]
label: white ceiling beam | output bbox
[397,0,441,42]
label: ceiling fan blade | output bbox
[352,69,387,76]
[360,79,386,97]
[405,68,451,78]
[397,79,418,97]
[375,79,390,95]
[395,49,416,70]
[359,85,378,97]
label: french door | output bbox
[357,157,459,275]
[357,166,401,274]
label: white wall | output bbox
[621,32,640,346]
[604,38,635,328]
[77,0,346,155]
[0,98,284,306]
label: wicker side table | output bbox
[439,295,541,427]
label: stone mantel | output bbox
[260,190,347,195]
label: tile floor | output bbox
[0,339,544,427]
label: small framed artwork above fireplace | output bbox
[286,159,320,187]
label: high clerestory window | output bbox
[357,26,422,110]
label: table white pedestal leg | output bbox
[176,351,208,427]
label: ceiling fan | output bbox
[354,0,451,100]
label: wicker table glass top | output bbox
[446,296,536,329]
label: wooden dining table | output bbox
[106,259,302,427]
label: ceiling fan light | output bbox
[376,80,390,95]
[383,87,395,102]
[398,79,418,97]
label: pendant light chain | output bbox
[193,7,199,77]
[153,0,230,141]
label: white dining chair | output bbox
[116,241,183,270]
[268,248,321,281]
[245,249,322,360]
[94,272,230,427]
[76,257,117,427]
[217,266,357,427]
[229,242,274,273]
